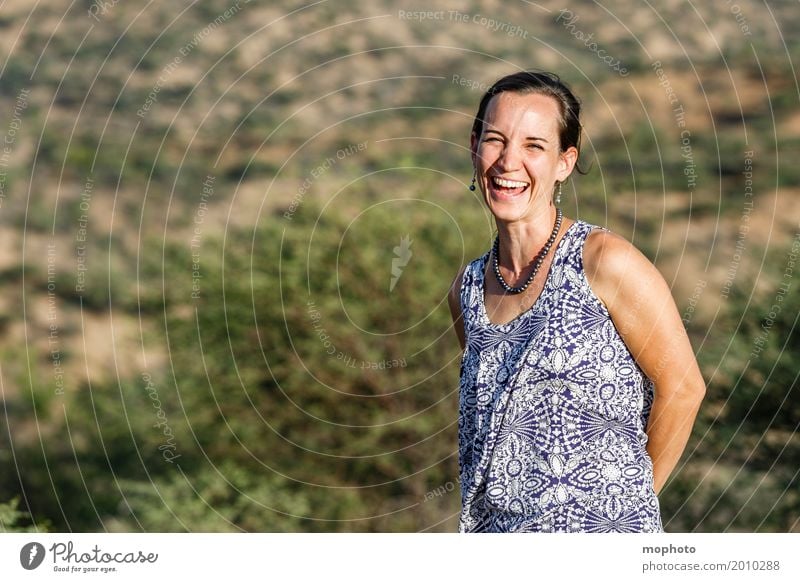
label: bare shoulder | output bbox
[583,227,666,312]
[583,227,649,276]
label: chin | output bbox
[485,184,531,219]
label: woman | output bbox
[448,71,706,532]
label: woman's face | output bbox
[471,91,577,223]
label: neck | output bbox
[495,206,561,276]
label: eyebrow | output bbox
[483,129,549,142]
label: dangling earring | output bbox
[469,169,476,191]
[554,181,562,205]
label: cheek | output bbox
[476,147,498,166]
[478,148,492,168]
[530,156,558,175]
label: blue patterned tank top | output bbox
[457,219,663,533]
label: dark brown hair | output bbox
[471,70,587,174]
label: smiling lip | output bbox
[488,175,530,199]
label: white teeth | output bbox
[492,176,529,189]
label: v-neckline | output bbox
[479,220,579,328]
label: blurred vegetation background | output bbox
[0,0,798,532]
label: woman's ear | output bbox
[470,131,480,167]
[557,145,579,181]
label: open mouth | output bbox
[489,175,530,197]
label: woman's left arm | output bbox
[584,229,707,495]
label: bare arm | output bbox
[584,229,706,495]
[448,266,467,352]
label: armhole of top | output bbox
[458,259,473,325]
[459,253,487,332]
[578,225,612,315]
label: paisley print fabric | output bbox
[457,220,663,533]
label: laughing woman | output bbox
[448,71,706,532]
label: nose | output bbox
[496,142,523,171]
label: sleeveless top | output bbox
[457,219,663,533]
